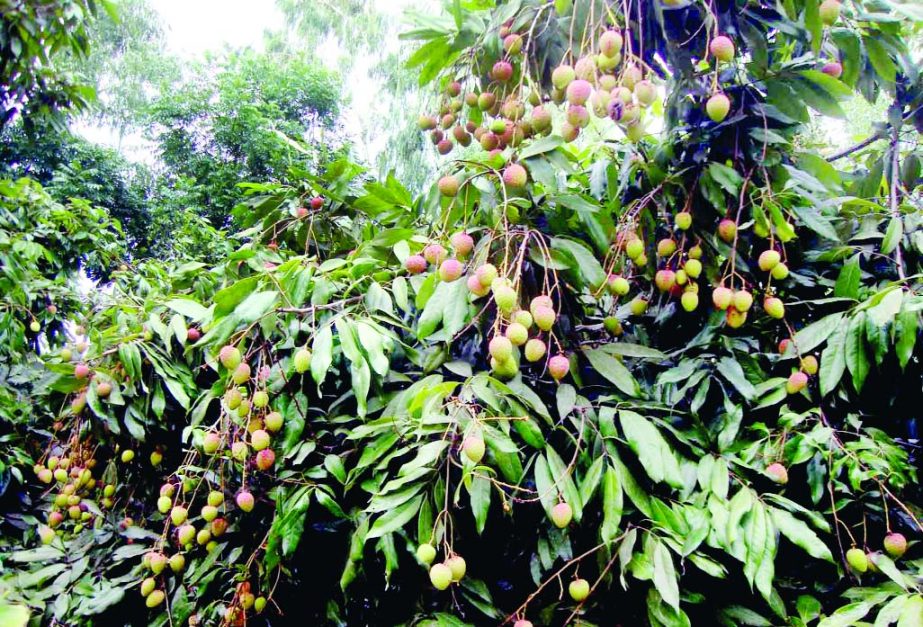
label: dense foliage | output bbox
[1,1,922,626]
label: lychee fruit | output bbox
[822,62,843,78]
[438,259,463,282]
[712,286,733,310]
[706,92,731,123]
[503,163,528,189]
[505,322,529,346]
[846,547,868,573]
[450,232,474,257]
[764,296,785,319]
[758,249,781,271]
[599,29,623,58]
[492,61,513,82]
[548,355,569,381]
[423,244,447,265]
[416,542,437,564]
[551,502,573,528]
[446,555,467,581]
[236,491,255,512]
[800,355,819,375]
[786,371,808,394]
[429,563,453,589]
[883,533,907,559]
[709,35,736,63]
[552,65,576,90]
[766,463,789,485]
[404,254,427,275]
[569,578,590,602]
[438,175,459,197]
[462,436,486,464]
[566,79,592,106]
[819,0,840,25]
[255,448,275,471]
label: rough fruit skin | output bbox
[310,196,324,210]
[608,275,630,296]
[437,175,459,197]
[709,35,736,62]
[146,589,165,608]
[733,290,754,312]
[718,219,737,243]
[203,432,221,455]
[625,238,644,259]
[706,93,731,122]
[634,80,657,106]
[766,462,789,485]
[846,547,868,573]
[417,543,437,564]
[675,211,692,230]
[404,255,428,275]
[256,449,276,470]
[514,621,533,627]
[140,577,156,597]
[236,491,255,512]
[467,273,490,297]
[418,115,437,131]
[524,338,547,362]
[169,553,185,573]
[513,310,533,328]
[438,259,463,282]
[786,371,809,394]
[764,297,785,319]
[681,291,699,312]
[883,532,907,559]
[170,506,188,526]
[566,79,592,106]
[251,429,271,451]
[462,436,486,464]
[569,578,590,602]
[758,249,781,271]
[493,285,518,314]
[232,363,251,385]
[489,336,514,362]
[450,232,474,257]
[629,297,648,316]
[599,29,623,57]
[726,308,747,328]
[75,363,90,379]
[530,295,554,316]
[423,244,447,265]
[505,322,529,346]
[492,61,513,82]
[548,355,569,381]
[533,306,556,331]
[655,269,676,292]
[219,345,242,370]
[503,163,528,189]
[446,555,467,581]
[429,563,453,590]
[771,262,790,280]
[552,65,576,90]
[551,502,573,528]
[684,259,702,279]
[476,264,498,287]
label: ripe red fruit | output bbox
[657,238,677,257]
[438,259,463,282]
[514,621,534,627]
[503,163,528,189]
[786,371,809,394]
[251,429,271,451]
[566,79,592,106]
[437,175,459,197]
[709,35,736,62]
[423,244,447,265]
[718,219,737,243]
[533,306,556,331]
[883,532,907,559]
[203,432,221,455]
[548,355,569,381]
[766,463,789,485]
[655,269,676,292]
[96,381,112,398]
[492,61,513,82]
[551,502,573,528]
[187,327,201,342]
[310,196,324,210]
[255,448,275,471]
[436,139,453,155]
[599,29,623,58]
[467,273,489,297]
[711,286,733,310]
[778,338,792,354]
[236,491,255,512]
[446,81,461,97]
[450,232,474,257]
[822,62,843,78]
[75,363,90,379]
[706,92,731,122]
[404,255,427,274]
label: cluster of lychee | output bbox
[33,447,109,542]
[416,541,468,591]
[485,290,567,381]
[26,302,59,334]
[404,225,474,283]
[845,531,909,575]
[709,218,791,329]
[818,0,844,78]
[294,195,325,219]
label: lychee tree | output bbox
[2,0,923,626]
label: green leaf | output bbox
[552,237,606,288]
[585,348,639,396]
[845,313,869,392]
[546,447,583,521]
[881,217,903,254]
[469,474,491,534]
[716,357,756,401]
[619,411,683,488]
[0,605,30,627]
[817,602,872,627]
[164,298,209,322]
[652,539,680,611]
[863,36,897,82]
[790,313,844,355]
[895,309,918,370]
[311,324,334,386]
[601,466,623,543]
[769,508,834,563]
[519,135,563,159]
[819,324,848,396]
[367,495,423,539]
[235,290,279,324]
[834,255,860,300]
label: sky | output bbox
[149,0,285,57]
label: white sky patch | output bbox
[149,0,285,58]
